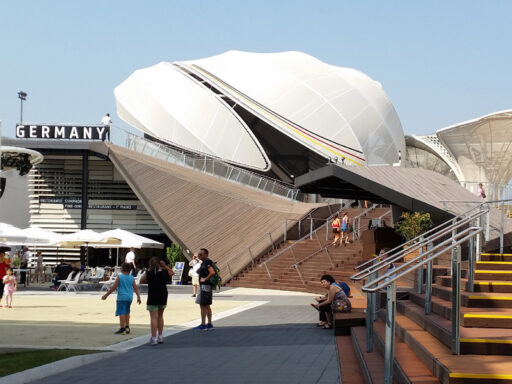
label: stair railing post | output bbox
[263,262,272,281]
[284,219,287,242]
[372,269,378,322]
[416,236,424,293]
[425,242,433,315]
[226,262,233,280]
[295,265,306,286]
[384,282,396,384]
[467,226,475,293]
[365,269,374,353]
[500,202,505,254]
[298,220,301,238]
[485,210,490,241]
[248,248,255,265]
[451,245,461,355]
[326,219,329,241]
[476,216,482,262]
[310,215,313,240]
[268,232,275,250]
[290,246,298,264]
[318,230,335,268]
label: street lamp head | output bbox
[18,91,27,100]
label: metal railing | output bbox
[260,205,390,283]
[460,181,512,203]
[116,127,302,201]
[351,199,512,384]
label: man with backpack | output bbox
[193,248,216,330]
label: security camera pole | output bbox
[18,91,27,123]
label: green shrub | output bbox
[395,212,433,244]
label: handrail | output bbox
[292,205,383,272]
[353,199,491,273]
[359,198,512,382]
[351,210,483,282]
[363,225,482,292]
[260,205,345,270]
[113,126,302,201]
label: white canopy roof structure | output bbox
[93,228,164,249]
[0,223,42,245]
[115,51,405,179]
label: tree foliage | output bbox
[395,212,433,243]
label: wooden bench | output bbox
[334,308,366,336]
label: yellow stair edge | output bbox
[464,314,512,319]
[450,373,512,379]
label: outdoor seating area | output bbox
[0,224,166,292]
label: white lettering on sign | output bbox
[15,124,109,140]
[16,125,25,138]
[54,127,65,138]
[42,125,50,138]
[69,127,79,139]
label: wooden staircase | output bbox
[226,207,391,293]
[343,252,512,383]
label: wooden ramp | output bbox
[106,144,325,279]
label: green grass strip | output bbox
[0,349,100,377]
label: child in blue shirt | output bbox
[102,263,141,335]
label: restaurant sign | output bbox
[16,124,109,140]
[40,197,136,210]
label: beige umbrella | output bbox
[55,230,121,266]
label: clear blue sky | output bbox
[1,1,511,141]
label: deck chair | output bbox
[57,272,74,291]
[88,268,105,284]
[66,271,83,292]
[99,270,118,292]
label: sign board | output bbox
[39,196,136,210]
[172,261,185,285]
[16,124,109,141]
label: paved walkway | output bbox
[30,290,339,384]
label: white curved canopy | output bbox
[115,51,404,172]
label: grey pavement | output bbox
[32,293,340,384]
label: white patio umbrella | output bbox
[95,228,164,249]
[0,222,38,245]
[91,228,163,266]
[57,229,121,247]
[21,226,63,246]
[55,229,121,266]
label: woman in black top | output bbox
[140,257,174,345]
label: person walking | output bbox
[0,244,12,307]
[477,183,486,199]
[19,246,30,286]
[2,268,17,308]
[340,212,350,246]
[102,263,141,335]
[189,253,201,297]
[139,257,174,345]
[125,247,137,276]
[331,214,341,247]
[31,250,45,284]
[193,248,215,330]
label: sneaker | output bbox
[125,327,130,334]
[192,294,196,297]
[157,335,164,344]
[193,324,207,330]
[150,337,158,345]
[205,323,214,330]
[114,328,125,334]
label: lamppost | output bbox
[18,91,27,123]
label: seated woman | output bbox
[311,274,343,329]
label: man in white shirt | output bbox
[101,113,112,126]
[100,113,112,141]
[125,247,136,275]
[20,246,31,286]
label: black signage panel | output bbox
[40,196,136,210]
[16,124,109,140]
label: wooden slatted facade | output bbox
[107,144,323,280]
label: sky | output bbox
[1,1,511,142]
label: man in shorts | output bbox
[193,248,215,330]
